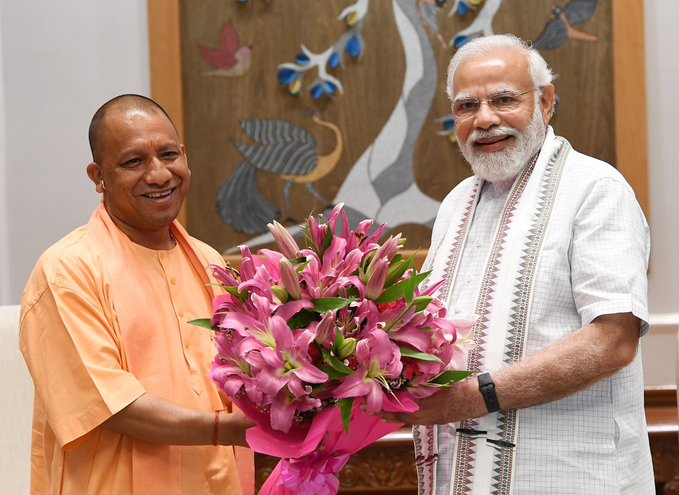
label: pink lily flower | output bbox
[321,236,348,276]
[244,316,327,394]
[247,324,327,432]
[239,265,278,303]
[211,332,266,405]
[333,329,403,413]
[269,387,322,434]
[349,299,381,338]
[268,220,301,259]
[365,257,389,300]
[352,219,386,253]
[209,264,239,287]
[313,310,337,348]
[307,214,329,255]
[336,248,366,279]
[365,234,402,277]
[257,249,285,280]
[279,257,302,300]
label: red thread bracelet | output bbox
[213,409,221,446]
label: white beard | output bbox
[457,105,547,183]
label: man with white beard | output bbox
[383,34,654,494]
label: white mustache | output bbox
[469,126,519,143]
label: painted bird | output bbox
[533,0,598,50]
[217,114,343,235]
[198,21,252,77]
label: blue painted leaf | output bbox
[454,35,469,48]
[278,68,299,85]
[295,53,310,66]
[323,81,336,95]
[310,84,324,100]
[443,118,455,131]
[458,2,469,16]
[327,52,340,69]
[346,35,362,58]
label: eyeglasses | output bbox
[452,88,539,120]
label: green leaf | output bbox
[375,269,429,305]
[187,318,218,331]
[206,282,231,290]
[358,263,367,283]
[318,364,351,381]
[384,256,414,287]
[334,330,345,348]
[412,296,433,312]
[428,370,473,386]
[402,271,430,304]
[321,349,355,376]
[313,297,353,312]
[399,346,444,364]
[225,285,248,302]
[339,398,354,434]
[287,309,320,330]
[292,259,311,272]
[374,279,408,304]
[344,286,361,299]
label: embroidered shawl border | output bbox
[414,135,571,495]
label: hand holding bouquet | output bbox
[193,205,472,494]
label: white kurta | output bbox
[422,128,653,494]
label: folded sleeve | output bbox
[570,176,650,335]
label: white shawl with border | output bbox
[414,128,570,495]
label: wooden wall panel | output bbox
[149,0,648,254]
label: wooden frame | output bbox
[147,0,650,227]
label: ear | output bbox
[540,84,556,125]
[87,162,104,193]
[181,144,191,177]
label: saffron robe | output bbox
[20,204,253,494]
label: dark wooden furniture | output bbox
[255,387,678,494]
[647,386,679,494]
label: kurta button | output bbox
[170,278,177,285]
[178,310,184,317]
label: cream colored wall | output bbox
[0,0,150,306]
[642,0,679,386]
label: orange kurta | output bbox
[20,204,252,494]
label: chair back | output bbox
[0,305,32,494]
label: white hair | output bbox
[446,34,554,100]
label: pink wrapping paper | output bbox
[242,395,418,495]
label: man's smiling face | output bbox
[88,106,190,246]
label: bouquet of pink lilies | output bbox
[194,204,472,495]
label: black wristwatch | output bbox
[477,372,501,413]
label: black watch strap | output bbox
[477,372,501,413]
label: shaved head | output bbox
[88,94,177,163]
